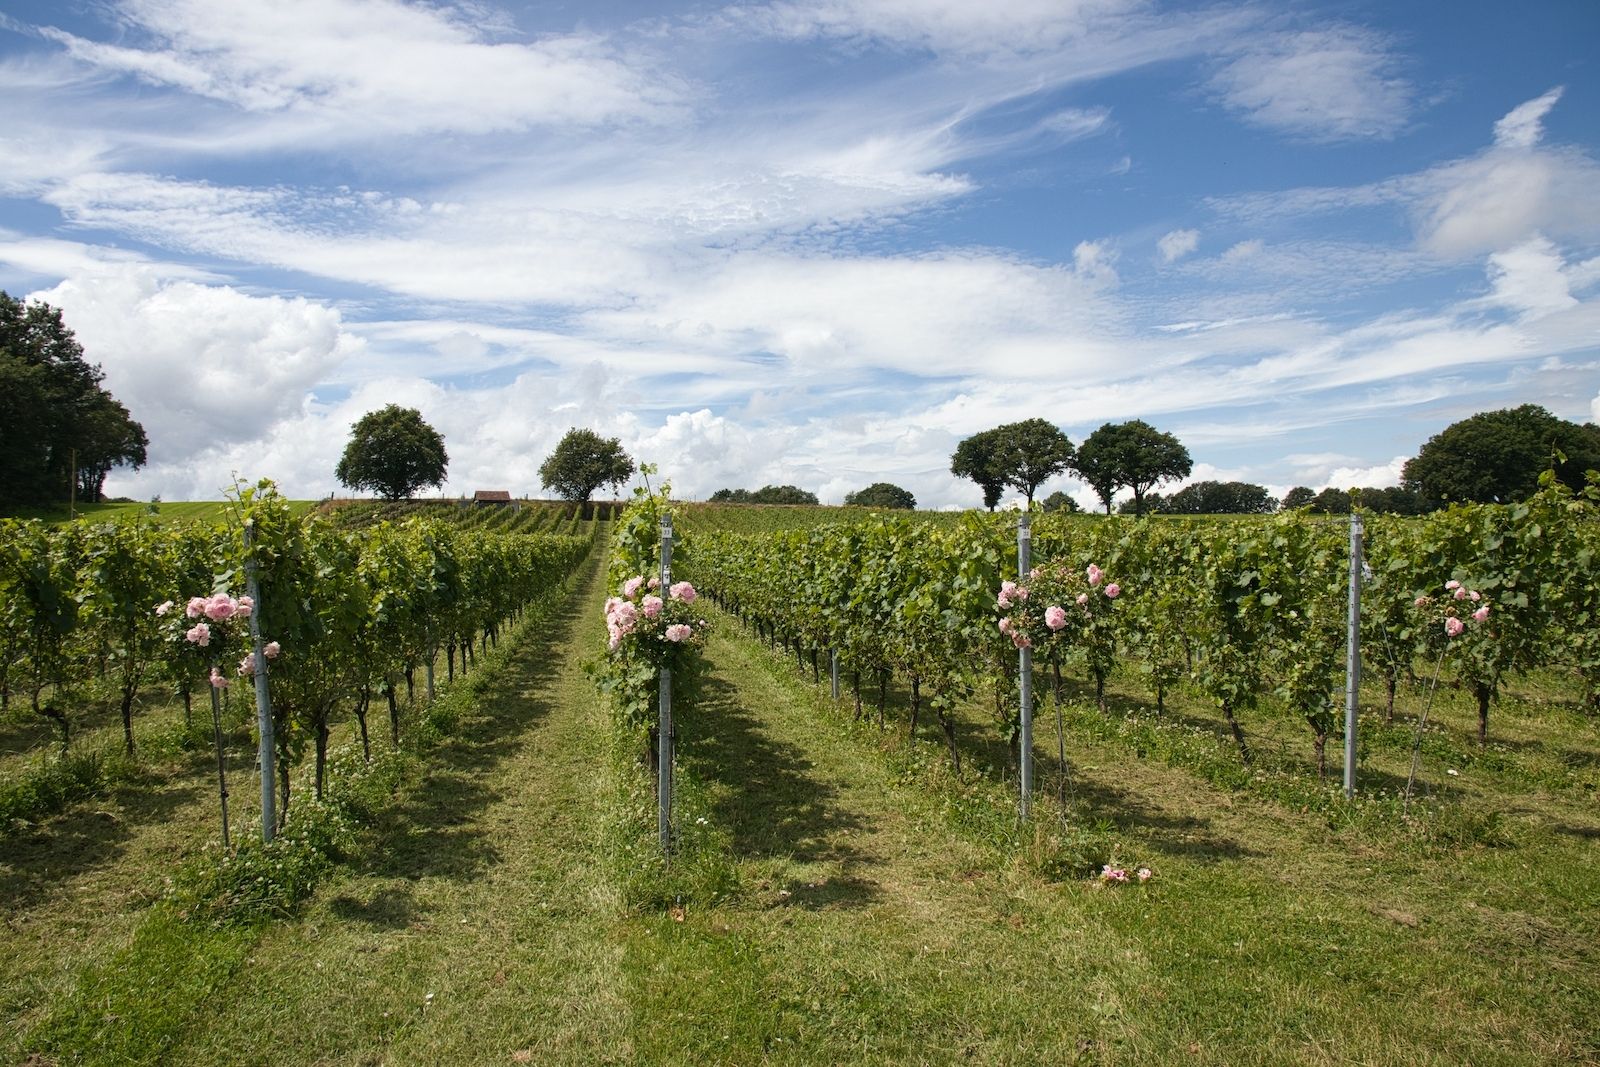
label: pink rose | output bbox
[209,667,230,690]
[1453,587,1467,600]
[1075,593,1089,607]
[1100,866,1128,883]
[204,593,236,621]
[185,623,212,647]
[1444,616,1465,637]
[1468,590,1481,601]
[1414,596,1429,608]
[1086,564,1103,588]
[1137,867,1153,883]
[1472,605,1489,622]
[648,576,661,590]
[1028,567,1041,580]
[664,623,693,643]
[997,591,1011,609]
[235,595,253,617]
[670,581,698,604]
[237,653,256,676]
[1044,605,1067,631]
[264,640,281,659]
[642,595,664,619]
[186,596,208,618]
[154,600,174,616]
[623,576,645,598]
[998,617,1013,635]
[1445,580,1460,590]
[1011,631,1031,650]
[1103,583,1120,599]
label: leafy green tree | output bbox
[1352,485,1427,515]
[1306,487,1352,514]
[539,428,635,503]
[1281,486,1316,510]
[709,488,752,502]
[950,429,1007,510]
[335,404,448,500]
[845,482,916,509]
[751,485,819,504]
[952,419,1075,509]
[1162,481,1276,514]
[1073,419,1191,516]
[1402,404,1600,505]
[0,292,148,506]
[1041,490,1080,513]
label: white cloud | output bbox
[1208,26,1412,141]
[36,0,686,138]
[29,268,362,460]
[1321,456,1407,491]
[734,0,1150,56]
[1479,237,1579,319]
[1493,86,1562,149]
[1157,228,1198,263]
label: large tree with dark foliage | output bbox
[1402,404,1600,505]
[951,418,1075,509]
[710,485,820,505]
[0,292,147,507]
[1073,419,1191,516]
[844,482,916,509]
[539,428,635,503]
[336,404,449,500]
[1161,480,1276,514]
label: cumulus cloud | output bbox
[28,268,362,460]
[1208,25,1413,141]
[1480,237,1579,319]
[1157,228,1198,263]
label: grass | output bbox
[1,499,319,524]
[3,541,1596,1064]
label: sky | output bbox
[1,0,1597,510]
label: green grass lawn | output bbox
[3,499,320,524]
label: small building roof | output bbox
[473,490,513,502]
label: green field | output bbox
[2,502,1597,1065]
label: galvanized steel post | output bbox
[243,524,276,842]
[658,513,674,854]
[1344,512,1363,798]
[1018,513,1033,820]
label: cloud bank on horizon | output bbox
[1,0,1596,509]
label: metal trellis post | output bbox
[243,524,277,842]
[658,513,674,854]
[1018,513,1033,820]
[1344,511,1364,799]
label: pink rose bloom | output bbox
[1103,583,1120,599]
[264,641,281,659]
[204,593,236,621]
[1011,631,1031,650]
[1472,605,1490,622]
[1445,580,1460,590]
[1075,593,1089,607]
[209,667,230,690]
[154,600,174,617]
[1453,587,1468,600]
[1100,865,1128,883]
[1086,564,1103,588]
[235,595,253,617]
[1444,616,1465,637]
[1044,605,1067,631]
[1029,567,1041,580]
[1137,867,1153,883]
[186,596,208,618]
[612,602,638,631]
[648,576,661,590]
[608,630,623,651]
[604,596,621,617]
[997,591,1011,609]
[185,623,212,647]
[664,623,693,643]
[998,581,1018,609]
[670,581,698,604]
[237,653,256,676]
[998,617,1013,635]
[623,576,645,598]
[1414,596,1429,608]
[1015,585,1028,601]
[1468,590,1481,601]
[642,595,664,619]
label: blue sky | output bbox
[1,0,1596,508]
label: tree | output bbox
[1352,485,1427,515]
[1073,419,1192,516]
[0,292,148,506]
[1162,480,1276,514]
[950,429,1006,510]
[1402,404,1600,505]
[751,485,819,505]
[1306,487,1352,514]
[951,419,1075,509]
[1041,490,1080,513]
[845,482,916,509]
[1281,486,1316,510]
[335,405,449,500]
[539,428,635,503]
